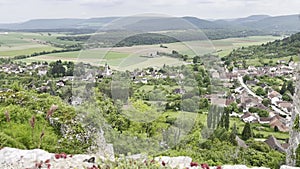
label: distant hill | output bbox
[224,32,300,61]
[0,17,118,30]
[217,14,300,33]
[231,15,271,23]
[0,15,300,32]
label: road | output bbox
[238,76,290,117]
[237,76,263,101]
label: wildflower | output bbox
[162,161,166,166]
[40,130,45,139]
[46,105,58,119]
[201,163,210,169]
[190,162,199,167]
[29,116,35,129]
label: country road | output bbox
[237,76,263,101]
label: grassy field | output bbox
[213,36,282,57]
[0,32,79,57]
[246,55,299,66]
[13,33,280,70]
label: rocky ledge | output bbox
[0,147,299,169]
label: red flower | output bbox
[60,152,67,159]
[55,154,60,159]
[162,161,166,166]
[47,164,51,169]
[190,162,199,167]
[217,166,222,169]
[45,159,50,163]
[35,161,42,168]
[201,163,210,169]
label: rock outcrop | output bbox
[0,147,298,169]
[0,147,104,169]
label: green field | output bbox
[12,33,282,69]
[0,32,79,57]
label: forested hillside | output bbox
[224,32,300,63]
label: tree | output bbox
[224,106,230,130]
[287,80,295,95]
[242,123,253,140]
[49,60,66,77]
[229,123,238,145]
[242,59,247,69]
[289,56,294,63]
[280,82,287,95]
[274,126,279,132]
[262,98,271,107]
[255,87,266,96]
[243,75,250,83]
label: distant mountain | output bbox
[217,14,300,33]
[0,14,299,35]
[0,17,118,30]
[241,15,300,32]
[231,15,271,23]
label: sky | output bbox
[0,0,299,23]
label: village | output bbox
[0,57,297,154]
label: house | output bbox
[269,115,289,132]
[141,78,148,84]
[268,90,282,104]
[264,135,286,153]
[211,97,226,107]
[241,112,258,123]
[276,101,293,113]
[259,117,272,124]
[241,97,260,111]
[246,80,258,86]
[234,87,245,94]
[226,72,238,81]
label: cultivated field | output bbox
[0,32,78,57]
[9,32,282,70]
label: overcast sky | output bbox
[0,0,299,23]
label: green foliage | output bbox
[293,114,300,131]
[0,90,90,154]
[249,107,269,117]
[243,75,251,83]
[241,123,253,140]
[225,32,300,61]
[262,98,271,107]
[255,87,266,96]
[115,33,180,47]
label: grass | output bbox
[230,117,289,141]
[246,55,299,66]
